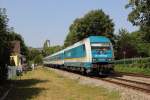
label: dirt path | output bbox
[5,67,119,100]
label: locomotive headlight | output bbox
[92,58,97,62]
[108,58,112,61]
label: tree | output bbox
[115,29,150,59]
[27,48,41,61]
[34,54,43,64]
[0,8,29,80]
[125,0,150,57]
[126,0,150,42]
[64,9,114,47]
[130,31,150,57]
[27,48,43,64]
[0,8,10,80]
[42,45,62,57]
[126,0,150,26]
[0,8,8,34]
[115,29,138,59]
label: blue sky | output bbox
[0,0,137,47]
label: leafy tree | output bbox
[64,9,114,47]
[115,29,150,59]
[125,0,150,57]
[43,44,62,57]
[27,48,43,64]
[126,0,150,26]
[0,8,10,80]
[141,26,150,42]
[27,48,41,61]
[115,29,138,59]
[34,54,43,64]
[126,0,150,42]
[0,8,29,80]
[0,8,8,34]
[130,31,150,57]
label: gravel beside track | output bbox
[47,67,150,100]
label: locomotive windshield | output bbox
[91,46,110,51]
[91,43,111,51]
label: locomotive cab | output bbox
[89,36,114,74]
[91,42,113,63]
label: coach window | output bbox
[82,45,86,56]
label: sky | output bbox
[0,0,137,48]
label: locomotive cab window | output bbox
[91,46,110,50]
[91,43,111,50]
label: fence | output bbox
[112,57,150,68]
[112,57,150,64]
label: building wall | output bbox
[10,54,21,66]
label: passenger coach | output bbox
[43,36,114,75]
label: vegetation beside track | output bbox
[114,64,150,76]
[5,67,119,100]
[113,57,150,75]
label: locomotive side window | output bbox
[64,44,86,58]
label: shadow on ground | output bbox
[0,80,11,98]
[5,79,48,100]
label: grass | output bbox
[114,64,150,75]
[5,67,120,100]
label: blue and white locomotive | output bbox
[43,36,114,75]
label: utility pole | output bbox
[123,51,126,65]
[46,40,50,47]
[43,39,50,48]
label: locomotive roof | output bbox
[89,36,110,43]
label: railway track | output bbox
[116,72,150,78]
[98,77,150,94]
[47,67,150,94]
[79,72,150,94]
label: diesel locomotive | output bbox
[43,36,114,75]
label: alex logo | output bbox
[94,55,107,57]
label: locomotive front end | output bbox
[91,42,113,63]
[89,36,114,74]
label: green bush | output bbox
[114,63,150,75]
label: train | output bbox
[43,36,114,75]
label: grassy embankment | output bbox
[5,67,120,100]
[114,64,150,75]
[114,58,150,75]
